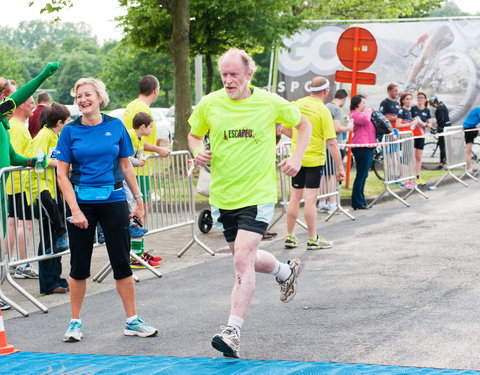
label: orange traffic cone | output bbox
[0,308,16,355]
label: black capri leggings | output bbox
[67,200,132,280]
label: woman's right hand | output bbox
[69,211,88,229]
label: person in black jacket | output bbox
[429,96,451,168]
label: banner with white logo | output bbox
[277,19,480,124]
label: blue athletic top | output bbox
[379,98,400,116]
[463,106,480,129]
[411,106,431,123]
[55,114,134,203]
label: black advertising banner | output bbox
[277,20,480,124]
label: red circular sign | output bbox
[337,27,377,71]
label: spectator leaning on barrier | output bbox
[462,106,480,174]
[30,102,70,295]
[7,96,38,280]
[56,77,158,343]
[188,47,311,358]
[319,88,352,213]
[28,92,50,138]
[411,92,433,186]
[429,96,451,169]
[279,77,345,250]
[379,83,400,128]
[123,75,165,259]
[126,111,167,269]
[395,92,421,189]
[350,95,376,210]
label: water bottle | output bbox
[35,149,44,173]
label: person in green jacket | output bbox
[0,62,59,311]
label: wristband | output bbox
[193,146,205,158]
[71,211,82,216]
[133,193,143,199]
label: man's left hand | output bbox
[278,157,301,177]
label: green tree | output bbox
[32,0,443,151]
[100,45,174,109]
[0,44,30,83]
[307,0,441,19]
[429,0,470,17]
[118,0,305,93]
[118,0,191,151]
[56,48,103,103]
[0,20,97,49]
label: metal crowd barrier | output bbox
[0,166,54,316]
[369,131,428,207]
[0,150,213,316]
[433,126,477,187]
[268,141,353,232]
[94,151,214,282]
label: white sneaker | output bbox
[212,326,240,358]
[63,321,83,342]
[124,317,158,337]
[278,258,303,303]
[327,204,339,214]
[14,265,39,279]
[317,204,330,213]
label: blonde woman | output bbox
[56,78,157,342]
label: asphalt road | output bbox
[5,179,480,371]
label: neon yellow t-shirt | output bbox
[189,87,301,210]
[127,128,147,177]
[291,96,337,167]
[7,118,33,195]
[128,128,146,158]
[123,99,156,177]
[123,99,156,147]
[28,126,57,205]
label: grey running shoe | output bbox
[63,321,83,342]
[124,317,158,337]
[212,326,240,358]
[317,204,330,213]
[0,299,11,311]
[278,258,303,303]
[306,235,333,250]
[284,234,298,249]
[14,265,39,279]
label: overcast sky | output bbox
[4,0,480,43]
[5,0,125,42]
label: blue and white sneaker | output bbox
[14,264,39,279]
[63,321,83,342]
[124,317,158,337]
[54,233,69,253]
[129,224,148,238]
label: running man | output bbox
[188,48,311,358]
[281,77,345,250]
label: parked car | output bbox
[108,107,173,145]
[152,107,169,117]
[164,105,195,134]
[64,105,82,120]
